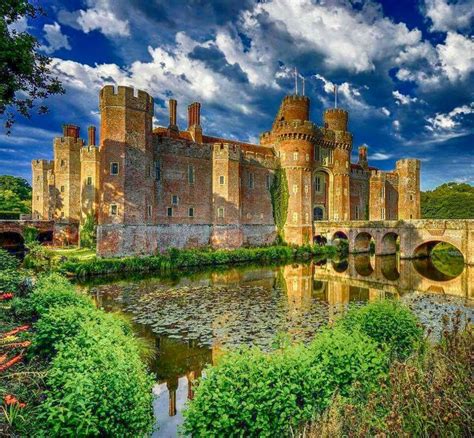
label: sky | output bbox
[1,0,473,190]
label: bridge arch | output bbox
[314,234,327,246]
[354,254,374,277]
[381,232,399,255]
[332,259,348,273]
[0,232,24,252]
[37,231,53,244]
[413,240,464,261]
[354,232,374,253]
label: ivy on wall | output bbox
[270,166,289,242]
[80,214,97,249]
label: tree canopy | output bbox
[0,0,64,133]
[421,182,474,219]
[0,175,31,212]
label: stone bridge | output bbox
[314,219,474,265]
[0,220,78,249]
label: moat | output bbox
[81,253,473,437]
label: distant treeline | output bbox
[421,182,474,219]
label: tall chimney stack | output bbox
[358,145,368,168]
[62,124,80,139]
[88,125,96,146]
[169,99,177,129]
[187,102,202,143]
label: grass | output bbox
[45,246,96,261]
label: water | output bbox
[82,254,473,437]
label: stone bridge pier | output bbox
[314,219,474,265]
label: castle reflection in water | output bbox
[89,254,472,436]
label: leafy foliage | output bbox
[0,1,64,132]
[11,272,93,319]
[340,300,423,360]
[0,248,22,292]
[183,325,387,437]
[23,226,38,245]
[0,248,19,270]
[35,320,154,437]
[307,313,473,437]
[0,176,31,212]
[270,166,289,241]
[421,182,474,219]
[79,214,96,249]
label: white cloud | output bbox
[77,0,130,37]
[437,32,474,81]
[381,107,391,116]
[392,90,418,105]
[244,0,422,73]
[424,0,474,32]
[426,103,474,130]
[371,152,393,160]
[41,22,71,54]
[393,120,401,130]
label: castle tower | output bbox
[270,95,319,244]
[31,159,54,220]
[53,124,82,222]
[396,159,421,220]
[369,170,387,220]
[80,125,100,221]
[187,102,202,143]
[98,85,154,255]
[210,143,243,248]
[323,109,352,221]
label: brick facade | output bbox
[32,85,421,256]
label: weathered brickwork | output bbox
[32,85,421,255]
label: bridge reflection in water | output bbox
[89,255,472,437]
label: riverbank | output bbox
[57,244,338,278]
[0,249,154,436]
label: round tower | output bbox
[323,108,348,131]
[271,95,320,244]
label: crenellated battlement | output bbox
[396,158,420,169]
[99,85,154,115]
[32,159,54,169]
[323,108,349,131]
[212,142,241,161]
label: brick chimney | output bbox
[187,102,202,143]
[88,125,96,146]
[358,145,368,169]
[168,99,178,129]
[62,124,80,139]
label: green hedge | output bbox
[0,249,23,292]
[183,300,421,437]
[339,300,423,360]
[0,211,21,220]
[60,245,336,278]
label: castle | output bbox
[31,85,421,256]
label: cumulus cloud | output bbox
[437,32,474,81]
[393,90,418,105]
[74,0,130,37]
[424,0,474,33]
[41,22,71,54]
[426,103,474,131]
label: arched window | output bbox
[313,206,324,221]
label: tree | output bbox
[0,175,32,212]
[0,1,64,133]
[421,182,474,219]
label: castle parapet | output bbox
[323,108,348,131]
[99,85,154,115]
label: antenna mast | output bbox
[294,67,298,95]
[334,84,338,108]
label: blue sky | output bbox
[1,0,473,190]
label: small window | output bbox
[292,212,298,223]
[110,162,119,175]
[304,185,309,194]
[154,160,161,181]
[146,165,151,178]
[314,145,319,161]
[60,159,65,167]
[60,185,65,192]
[172,195,178,205]
[293,152,299,161]
[410,214,413,219]
[381,208,385,220]
[381,186,385,199]
[219,175,225,185]
[86,176,92,186]
[37,176,40,181]
[305,153,309,162]
[410,194,413,201]
[147,205,152,218]
[217,207,224,218]
[188,165,195,184]
[315,176,321,192]
[266,174,271,190]
[60,211,65,218]
[248,173,254,189]
[293,184,298,194]
[110,204,117,215]
[36,196,39,201]
[188,207,194,217]
[167,207,173,217]
[355,205,360,219]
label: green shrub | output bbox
[79,213,96,249]
[0,248,19,270]
[183,327,387,437]
[35,320,154,437]
[12,273,93,318]
[23,226,38,246]
[0,269,22,292]
[32,305,135,358]
[340,300,423,360]
[23,242,54,271]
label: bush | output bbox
[35,319,154,436]
[0,249,23,293]
[340,300,423,360]
[0,248,19,270]
[12,273,93,319]
[32,304,134,358]
[23,242,54,271]
[183,327,387,437]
